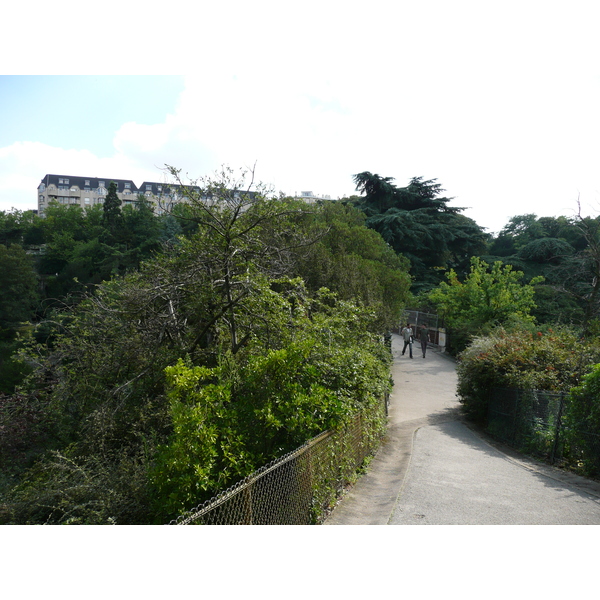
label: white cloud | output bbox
[3,1,600,233]
[0,141,171,211]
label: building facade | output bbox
[294,191,332,203]
[37,175,334,216]
[37,174,190,217]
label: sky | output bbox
[2,1,600,234]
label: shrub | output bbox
[150,323,392,521]
[457,326,600,424]
[564,364,600,476]
[426,257,543,354]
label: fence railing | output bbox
[170,395,388,525]
[487,388,600,476]
[400,310,446,350]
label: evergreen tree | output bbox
[102,181,122,231]
[352,172,488,291]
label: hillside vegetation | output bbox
[0,168,409,523]
[2,167,600,522]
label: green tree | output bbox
[427,256,543,352]
[352,172,487,291]
[150,287,391,520]
[0,244,39,329]
[164,165,323,356]
[0,209,45,248]
[560,211,600,334]
[102,181,122,231]
[565,363,600,475]
[295,200,411,330]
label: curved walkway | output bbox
[324,333,600,525]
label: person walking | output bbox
[419,325,430,358]
[401,323,413,358]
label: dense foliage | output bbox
[5,165,600,522]
[456,327,600,423]
[351,172,488,292]
[565,365,600,475]
[0,168,405,524]
[151,289,391,520]
[485,212,600,331]
[425,257,543,353]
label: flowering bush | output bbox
[457,326,600,423]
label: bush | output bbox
[150,300,392,522]
[426,257,542,354]
[564,364,600,476]
[457,326,600,424]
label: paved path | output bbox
[324,333,600,525]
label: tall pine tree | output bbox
[102,181,122,231]
[352,172,488,292]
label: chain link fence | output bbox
[400,310,438,333]
[488,388,600,476]
[400,310,446,349]
[170,396,388,525]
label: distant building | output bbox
[36,174,195,217]
[294,191,332,204]
[37,175,334,216]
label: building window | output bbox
[85,197,90,205]
[85,180,90,186]
[125,183,131,189]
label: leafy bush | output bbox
[150,291,391,521]
[564,364,600,476]
[2,448,154,524]
[457,326,600,423]
[426,257,543,354]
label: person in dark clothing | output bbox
[420,325,430,358]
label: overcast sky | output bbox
[2,1,600,234]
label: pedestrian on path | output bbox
[419,325,430,358]
[401,323,413,358]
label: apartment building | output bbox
[37,174,190,217]
[37,174,334,216]
[295,191,333,203]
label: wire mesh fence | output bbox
[401,310,438,332]
[170,396,388,525]
[400,310,446,349]
[487,389,566,461]
[487,388,600,476]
